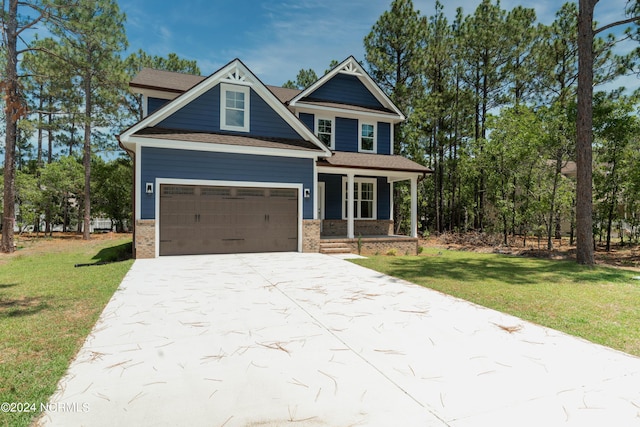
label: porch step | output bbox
[319,241,353,255]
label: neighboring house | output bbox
[119,57,431,258]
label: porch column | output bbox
[410,176,418,238]
[347,173,355,239]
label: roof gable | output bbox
[121,59,330,156]
[289,56,405,121]
[303,73,385,110]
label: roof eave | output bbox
[317,162,432,175]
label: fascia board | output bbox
[130,87,179,100]
[293,103,404,123]
[317,165,422,180]
[132,136,324,160]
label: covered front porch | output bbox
[313,151,430,255]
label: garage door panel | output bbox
[159,184,298,256]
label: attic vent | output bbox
[224,68,247,83]
[340,62,361,76]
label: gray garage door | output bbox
[159,184,298,256]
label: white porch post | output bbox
[389,180,394,221]
[410,176,418,238]
[347,173,355,239]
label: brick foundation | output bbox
[134,220,156,259]
[321,219,394,237]
[321,236,418,256]
[302,220,321,253]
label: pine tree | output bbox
[576,0,639,265]
[1,0,49,252]
[48,0,127,239]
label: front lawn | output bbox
[0,235,133,427]
[352,248,640,356]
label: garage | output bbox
[159,184,298,256]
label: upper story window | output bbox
[359,122,376,152]
[315,117,334,149]
[220,83,250,132]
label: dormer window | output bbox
[315,117,334,149]
[220,83,250,132]
[359,122,376,152]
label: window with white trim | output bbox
[220,83,250,132]
[342,177,377,220]
[359,122,376,152]
[315,117,334,149]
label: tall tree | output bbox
[364,0,426,124]
[1,0,49,252]
[364,0,427,234]
[49,0,127,239]
[503,6,538,105]
[420,0,454,233]
[576,0,640,265]
[460,0,511,230]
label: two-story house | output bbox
[119,56,430,258]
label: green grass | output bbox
[0,237,133,427]
[352,248,640,356]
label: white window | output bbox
[359,122,376,152]
[220,83,250,132]
[315,117,334,149]
[342,177,377,220]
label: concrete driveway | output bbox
[40,253,640,426]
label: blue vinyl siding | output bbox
[377,177,391,219]
[335,117,358,152]
[377,122,391,155]
[306,74,384,109]
[319,174,391,220]
[320,174,343,220]
[158,85,220,130]
[148,97,169,115]
[157,85,300,139]
[141,147,314,219]
[299,112,314,132]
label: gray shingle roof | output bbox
[129,68,301,103]
[130,68,204,93]
[319,151,431,174]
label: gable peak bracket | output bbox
[339,62,362,76]
[223,67,249,83]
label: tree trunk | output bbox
[575,0,597,265]
[547,154,562,250]
[1,0,19,253]
[82,71,92,240]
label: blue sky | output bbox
[121,0,639,92]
